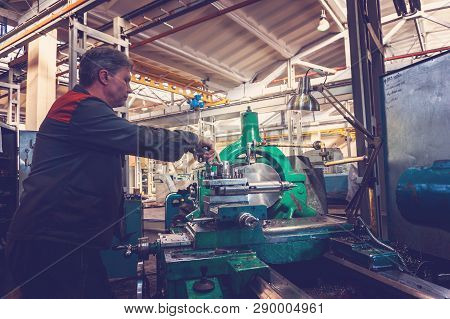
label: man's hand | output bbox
[194,136,215,163]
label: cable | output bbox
[356,216,410,273]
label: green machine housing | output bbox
[151,108,353,298]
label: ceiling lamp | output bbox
[287,76,320,111]
[317,9,330,32]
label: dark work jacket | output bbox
[7,85,198,248]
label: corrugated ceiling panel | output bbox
[88,0,449,90]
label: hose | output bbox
[356,216,410,273]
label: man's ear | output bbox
[98,69,108,85]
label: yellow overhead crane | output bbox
[131,72,228,108]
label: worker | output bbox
[5,46,215,298]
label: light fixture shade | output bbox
[317,10,330,32]
[287,76,320,111]
[298,93,320,111]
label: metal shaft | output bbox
[215,181,295,195]
[324,155,367,166]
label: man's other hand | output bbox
[195,137,215,162]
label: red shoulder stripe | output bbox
[47,91,91,123]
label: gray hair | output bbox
[79,46,132,87]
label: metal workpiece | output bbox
[324,155,367,167]
[215,181,295,196]
[237,163,283,208]
[159,233,192,248]
[204,194,249,205]
[222,161,232,179]
[114,236,160,260]
[203,178,247,187]
[257,140,323,151]
[246,142,256,164]
[238,212,260,228]
[261,216,353,237]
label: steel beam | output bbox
[250,268,312,299]
[325,253,450,299]
[318,0,346,32]
[383,19,406,45]
[212,0,293,58]
[0,0,106,58]
[130,0,264,49]
[327,0,347,21]
[125,0,215,37]
[133,84,352,126]
[131,72,227,106]
[0,7,20,22]
[421,12,450,29]
[347,0,386,237]
[148,39,249,83]
[293,59,337,74]
[414,18,426,51]
[292,31,346,62]
[381,1,450,25]
[259,62,287,87]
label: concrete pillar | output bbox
[25,30,57,130]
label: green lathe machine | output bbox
[121,108,354,298]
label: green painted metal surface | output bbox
[330,237,400,270]
[185,277,223,299]
[187,222,264,249]
[165,191,192,229]
[396,160,450,231]
[161,249,266,298]
[226,254,269,296]
[213,204,267,223]
[101,199,142,278]
[188,217,353,263]
[219,108,316,219]
[157,108,355,298]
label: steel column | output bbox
[347,0,386,236]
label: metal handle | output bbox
[324,155,367,167]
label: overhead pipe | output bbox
[130,0,264,49]
[99,0,169,32]
[0,0,66,44]
[125,0,216,37]
[384,46,450,61]
[57,0,213,53]
[0,0,107,57]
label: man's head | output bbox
[79,46,133,108]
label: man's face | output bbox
[104,67,132,108]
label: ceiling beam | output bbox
[260,62,287,87]
[326,0,347,21]
[292,31,346,62]
[130,0,264,49]
[381,1,450,25]
[0,0,106,58]
[0,7,20,22]
[148,39,249,83]
[421,12,450,29]
[414,18,426,51]
[383,19,406,45]
[318,0,346,32]
[212,0,293,58]
[293,59,337,74]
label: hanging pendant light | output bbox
[317,9,330,32]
